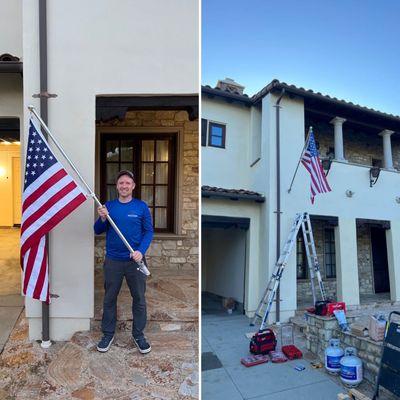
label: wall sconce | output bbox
[346,190,354,198]
[369,166,381,187]
[321,158,333,176]
[396,197,400,204]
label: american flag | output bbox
[301,129,332,204]
[20,119,87,302]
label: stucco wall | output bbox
[0,0,22,57]
[203,227,246,304]
[23,0,198,340]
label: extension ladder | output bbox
[251,212,327,330]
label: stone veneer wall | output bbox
[297,220,375,304]
[297,220,337,304]
[306,117,400,169]
[95,110,198,274]
[306,313,383,384]
[357,224,374,295]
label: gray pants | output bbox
[102,257,147,339]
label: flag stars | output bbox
[36,147,40,152]
[43,148,48,152]
[28,147,33,152]
[40,163,44,167]
[32,132,37,136]
[30,140,35,144]
[33,163,37,168]
[41,155,46,159]
[27,155,31,160]
[49,156,53,160]
[31,171,36,176]
[34,155,39,159]
[38,140,42,144]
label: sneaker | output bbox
[133,336,151,354]
[97,335,114,352]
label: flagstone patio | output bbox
[0,265,199,399]
[0,310,198,399]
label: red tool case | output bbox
[281,345,303,360]
[240,354,269,367]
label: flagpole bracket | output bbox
[32,91,58,99]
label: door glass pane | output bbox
[120,163,134,176]
[156,140,169,161]
[121,140,134,161]
[155,208,167,229]
[155,186,167,206]
[106,140,119,161]
[141,163,154,184]
[142,141,154,161]
[106,163,119,184]
[141,186,154,206]
[149,207,154,224]
[156,163,168,184]
[106,185,117,201]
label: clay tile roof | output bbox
[202,185,265,202]
[251,79,400,121]
[202,79,400,123]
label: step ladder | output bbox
[251,212,327,331]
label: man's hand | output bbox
[97,205,109,222]
[130,250,143,263]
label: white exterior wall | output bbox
[203,227,246,303]
[23,0,198,340]
[202,99,254,189]
[0,0,22,57]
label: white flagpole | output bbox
[287,126,313,193]
[28,105,150,276]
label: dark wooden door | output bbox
[371,227,390,293]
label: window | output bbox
[208,122,226,148]
[324,228,336,278]
[296,234,307,279]
[101,133,176,232]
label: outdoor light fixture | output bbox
[321,158,333,176]
[346,190,354,198]
[369,166,381,187]
[396,196,400,204]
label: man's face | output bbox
[116,175,135,199]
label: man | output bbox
[94,170,153,354]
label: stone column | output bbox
[335,218,360,305]
[386,220,400,302]
[379,129,395,170]
[330,117,347,162]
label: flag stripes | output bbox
[21,119,86,302]
[301,129,332,204]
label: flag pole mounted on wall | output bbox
[287,127,312,193]
[27,105,150,277]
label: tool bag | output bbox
[315,300,329,316]
[250,329,277,355]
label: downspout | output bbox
[274,89,285,323]
[39,0,50,348]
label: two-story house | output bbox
[202,78,400,323]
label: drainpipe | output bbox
[274,89,285,323]
[39,0,51,348]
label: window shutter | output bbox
[201,119,208,146]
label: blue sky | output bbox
[202,0,400,115]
